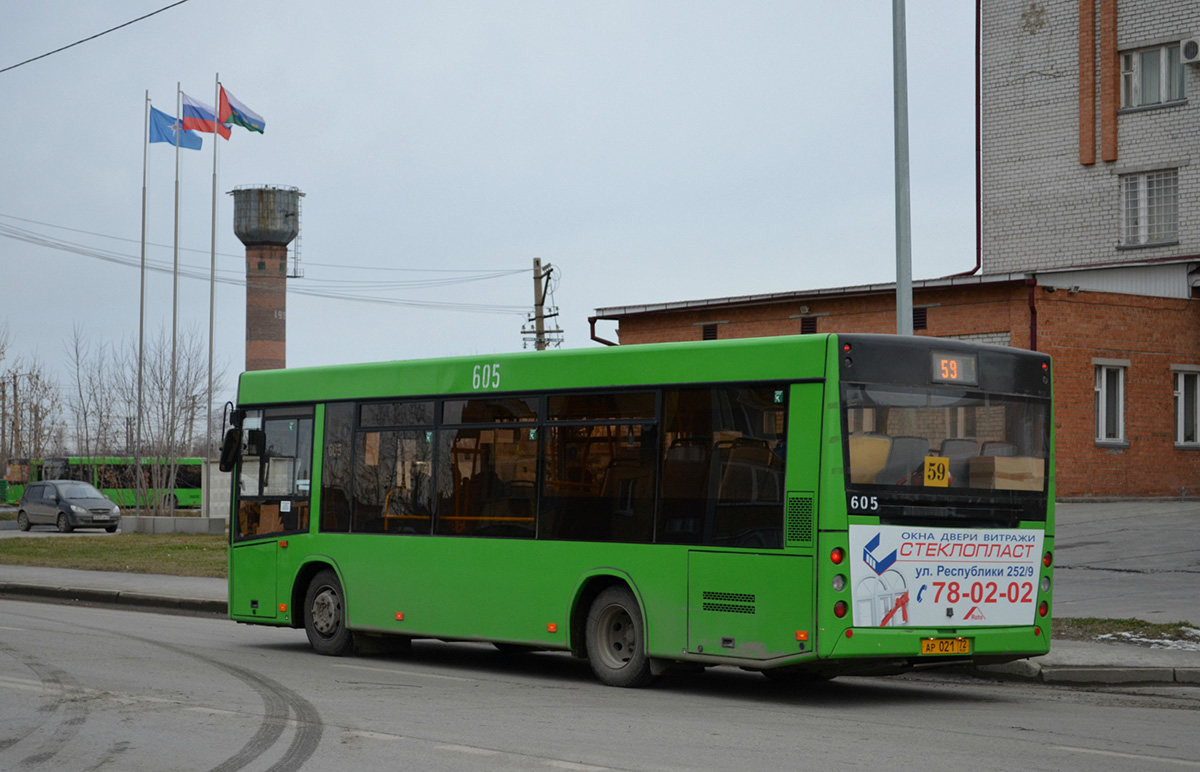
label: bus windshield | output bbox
[843,384,1050,493]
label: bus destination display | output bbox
[931,351,978,386]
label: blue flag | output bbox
[149,106,202,150]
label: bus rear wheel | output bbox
[586,586,654,688]
[304,569,353,656]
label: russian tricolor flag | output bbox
[181,93,231,139]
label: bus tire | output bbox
[17,511,30,531]
[585,585,654,688]
[304,569,354,656]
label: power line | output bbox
[0,211,527,275]
[0,221,529,315]
[0,0,192,75]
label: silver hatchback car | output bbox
[17,480,121,533]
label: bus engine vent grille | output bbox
[786,491,815,546]
[702,591,756,614]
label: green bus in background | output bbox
[5,456,203,508]
[223,334,1055,687]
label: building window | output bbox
[1121,44,1185,108]
[1175,370,1200,445]
[701,324,718,341]
[1094,364,1125,443]
[912,307,928,331]
[800,317,817,335]
[1121,169,1178,246]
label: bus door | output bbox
[230,541,279,620]
[686,551,813,661]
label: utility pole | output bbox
[532,258,547,351]
[524,258,563,350]
[11,373,19,460]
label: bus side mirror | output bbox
[219,428,243,473]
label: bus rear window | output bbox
[844,385,1049,492]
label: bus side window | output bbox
[321,402,354,533]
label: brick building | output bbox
[590,0,1200,498]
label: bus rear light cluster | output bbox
[1043,551,1053,567]
[1038,601,1049,618]
[832,574,846,592]
[830,547,845,565]
[833,601,848,619]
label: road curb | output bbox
[1038,666,1177,684]
[0,581,226,617]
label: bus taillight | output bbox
[1043,551,1053,567]
[830,547,845,565]
[1038,601,1049,617]
[833,601,848,618]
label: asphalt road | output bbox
[1,598,1198,772]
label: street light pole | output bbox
[893,0,914,336]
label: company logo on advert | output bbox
[863,533,898,575]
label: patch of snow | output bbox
[1096,628,1200,651]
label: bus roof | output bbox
[236,334,833,406]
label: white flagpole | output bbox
[137,90,149,517]
[206,73,220,520]
[169,83,181,516]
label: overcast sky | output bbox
[0,1,977,402]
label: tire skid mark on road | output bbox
[1053,744,1200,767]
[0,640,89,766]
[144,638,323,772]
[2,608,324,772]
[83,739,131,772]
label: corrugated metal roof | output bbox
[1038,262,1199,299]
[594,258,1200,318]
[593,272,1031,317]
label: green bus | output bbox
[5,456,204,508]
[224,334,1054,687]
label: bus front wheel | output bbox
[585,586,654,688]
[304,569,353,656]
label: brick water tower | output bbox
[231,185,304,371]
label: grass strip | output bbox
[1053,616,1197,643]
[0,533,227,578]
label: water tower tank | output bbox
[232,185,302,246]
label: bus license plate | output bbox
[921,637,971,655]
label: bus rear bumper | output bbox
[812,624,1051,675]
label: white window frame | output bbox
[1121,44,1185,108]
[1174,368,1200,446]
[1094,362,1127,443]
[1121,169,1179,246]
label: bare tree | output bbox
[1,325,66,494]
[65,324,121,457]
[110,325,227,514]
[5,355,63,461]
